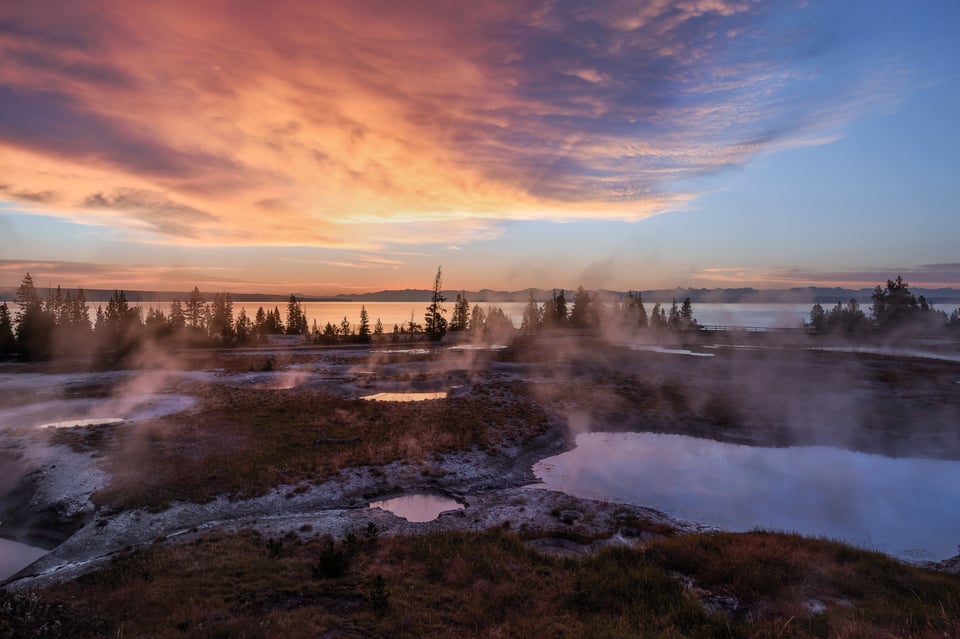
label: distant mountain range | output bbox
[3,285,960,306]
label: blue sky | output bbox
[1,1,958,294]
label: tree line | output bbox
[0,269,702,358]
[806,276,960,336]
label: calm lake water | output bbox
[121,301,814,330]
[534,432,960,560]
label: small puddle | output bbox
[361,392,447,402]
[448,344,508,351]
[369,494,464,522]
[0,537,48,582]
[37,417,125,429]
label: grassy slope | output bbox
[4,529,959,638]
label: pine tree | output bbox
[286,295,306,335]
[374,318,384,336]
[424,267,447,340]
[570,285,593,328]
[186,287,205,329]
[169,300,186,331]
[470,305,485,332]
[679,297,695,330]
[15,273,53,358]
[548,289,568,326]
[521,290,540,334]
[358,306,371,342]
[450,292,470,331]
[0,303,16,353]
[210,292,235,343]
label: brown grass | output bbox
[11,529,960,638]
[81,381,549,509]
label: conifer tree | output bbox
[0,303,15,354]
[186,287,205,329]
[424,267,447,340]
[521,290,540,334]
[358,306,371,342]
[450,292,470,331]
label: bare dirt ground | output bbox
[2,332,960,589]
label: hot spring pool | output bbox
[534,432,960,560]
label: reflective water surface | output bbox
[534,432,960,560]
[369,494,464,522]
[0,537,47,582]
[361,392,447,402]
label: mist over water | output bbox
[535,431,960,560]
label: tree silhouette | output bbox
[424,267,447,340]
[358,305,371,343]
[0,303,15,354]
[570,285,593,328]
[14,272,52,357]
[210,292,235,343]
[450,292,470,331]
[186,287,205,330]
[547,289,568,326]
[521,290,540,334]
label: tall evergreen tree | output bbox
[15,273,53,358]
[521,290,540,334]
[424,266,447,340]
[470,305,485,333]
[186,287,205,329]
[210,292,235,343]
[629,291,648,328]
[548,289,568,326]
[235,308,252,344]
[358,305,371,342]
[570,285,593,328]
[450,292,470,331]
[168,300,186,331]
[679,297,696,330]
[0,303,16,354]
[286,295,307,335]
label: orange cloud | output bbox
[0,0,892,249]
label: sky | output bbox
[1,0,959,295]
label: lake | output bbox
[534,431,960,561]
[124,301,816,330]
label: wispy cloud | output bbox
[0,1,918,248]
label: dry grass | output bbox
[10,529,959,638]
[77,381,549,510]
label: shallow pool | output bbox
[361,392,447,402]
[534,432,960,560]
[369,494,464,522]
[0,537,47,582]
